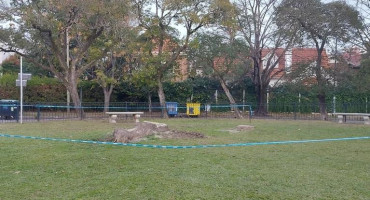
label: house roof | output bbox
[261,48,329,68]
[292,48,329,68]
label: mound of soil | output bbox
[112,121,204,143]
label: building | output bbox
[262,48,329,86]
[174,47,331,86]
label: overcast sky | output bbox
[0,0,368,64]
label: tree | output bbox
[278,0,361,120]
[93,55,125,112]
[235,0,299,116]
[133,0,217,118]
[86,26,137,113]
[0,54,19,74]
[354,0,370,56]
[130,57,158,113]
[0,0,130,114]
[1,54,52,76]
[189,33,249,118]
[354,59,370,94]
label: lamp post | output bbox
[333,38,337,114]
[20,56,23,124]
[16,57,31,124]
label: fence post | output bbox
[344,103,348,122]
[293,103,297,120]
[37,105,40,122]
[205,104,208,119]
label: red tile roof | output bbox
[291,48,329,68]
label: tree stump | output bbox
[113,121,169,143]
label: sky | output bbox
[0,0,368,64]
[0,0,12,63]
[0,52,13,63]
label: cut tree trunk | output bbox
[113,121,169,143]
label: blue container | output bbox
[166,102,178,117]
[0,100,19,121]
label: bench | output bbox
[332,113,370,125]
[106,112,144,123]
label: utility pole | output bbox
[16,57,31,124]
[20,56,23,124]
[333,38,337,114]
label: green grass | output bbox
[0,119,369,199]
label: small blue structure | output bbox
[166,102,178,117]
[0,100,19,121]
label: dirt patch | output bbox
[236,125,254,131]
[111,121,204,143]
[158,130,205,139]
[227,125,255,133]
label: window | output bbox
[262,53,279,69]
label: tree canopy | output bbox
[0,0,131,110]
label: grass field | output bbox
[0,119,369,199]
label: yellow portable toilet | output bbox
[186,103,200,117]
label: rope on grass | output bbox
[0,134,369,149]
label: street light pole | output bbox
[20,56,23,124]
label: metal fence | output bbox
[0,101,369,123]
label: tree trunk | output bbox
[103,94,110,113]
[103,85,114,113]
[67,81,84,118]
[157,78,168,118]
[103,89,111,113]
[318,93,327,120]
[219,79,243,119]
[315,48,327,120]
[148,93,152,113]
[255,84,268,116]
[251,57,268,116]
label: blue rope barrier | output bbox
[1,134,369,149]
